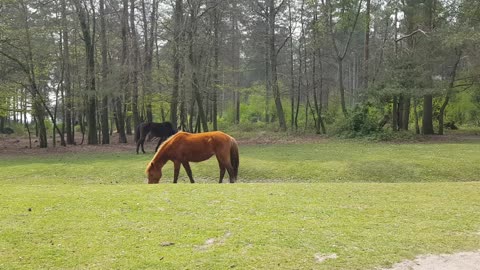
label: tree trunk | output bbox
[20,0,47,147]
[232,1,241,125]
[171,0,183,128]
[130,0,141,131]
[187,5,208,132]
[141,0,157,123]
[73,0,98,145]
[414,98,420,134]
[212,4,221,131]
[338,58,347,116]
[61,0,74,144]
[115,0,129,143]
[268,0,287,131]
[439,49,462,135]
[99,0,110,144]
[363,0,371,93]
[422,95,434,134]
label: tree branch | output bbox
[340,0,363,59]
[276,35,290,56]
[395,29,429,42]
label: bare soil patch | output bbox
[0,132,329,156]
[381,251,480,270]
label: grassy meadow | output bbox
[1,140,480,269]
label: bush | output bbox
[332,104,381,138]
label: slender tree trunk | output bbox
[325,0,362,117]
[439,49,462,135]
[363,0,371,93]
[99,0,110,144]
[231,1,240,125]
[115,0,129,143]
[171,0,183,128]
[268,0,287,131]
[61,0,74,144]
[187,5,208,132]
[414,98,420,134]
[338,58,347,115]
[312,0,326,134]
[130,0,141,132]
[288,0,295,129]
[141,0,157,123]
[73,0,98,145]
[212,4,221,131]
[20,0,47,147]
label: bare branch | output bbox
[395,29,429,42]
[276,35,290,56]
[0,50,29,74]
[274,0,287,16]
[340,0,363,59]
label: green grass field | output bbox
[1,141,480,269]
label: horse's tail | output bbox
[230,138,239,181]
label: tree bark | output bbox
[99,0,110,144]
[171,0,183,128]
[130,0,141,131]
[73,0,98,145]
[115,0,129,143]
[187,2,208,132]
[363,0,371,93]
[267,0,287,131]
[439,49,462,135]
[212,3,221,130]
[61,0,74,144]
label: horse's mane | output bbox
[148,132,186,167]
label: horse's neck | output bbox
[153,149,168,166]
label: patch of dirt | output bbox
[1,131,479,156]
[0,132,329,156]
[314,253,338,263]
[0,133,138,156]
[381,251,480,270]
[196,232,232,250]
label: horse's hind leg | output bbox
[218,166,226,183]
[216,154,234,183]
[226,166,236,183]
[141,139,146,154]
[182,162,195,183]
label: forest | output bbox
[1,0,479,147]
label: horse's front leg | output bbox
[173,161,181,184]
[182,162,195,183]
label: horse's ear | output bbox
[149,162,155,169]
[177,126,182,132]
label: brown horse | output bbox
[145,131,239,184]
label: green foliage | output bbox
[448,90,480,125]
[331,104,382,138]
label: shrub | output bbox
[332,104,382,138]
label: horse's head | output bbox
[146,161,162,184]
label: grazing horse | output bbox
[145,131,239,184]
[135,122,177,154]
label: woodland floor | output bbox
[1,129,480,157]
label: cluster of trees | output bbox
[1,0,479,147]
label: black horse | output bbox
[135,122,177,154]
